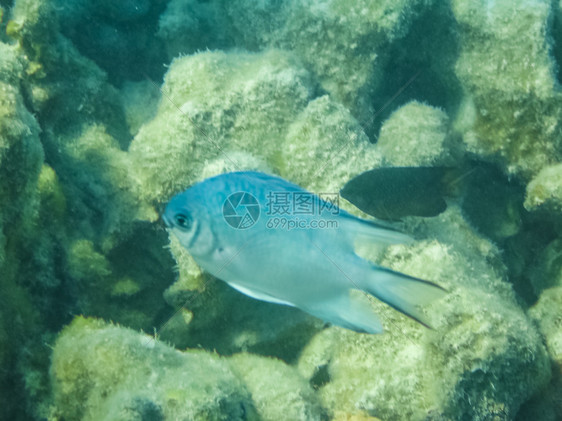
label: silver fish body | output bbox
[163,171,445,333]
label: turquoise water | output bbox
[0,0,561,420]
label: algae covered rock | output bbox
[0,42,43,224]
[129,46,390,206]
[297,206,551,420]
[451,0,562,179]
[51,317,257,420]
[262,0,435,119]
[8,0,130,142]
[280,95,382,193]
[50,317,324,421]
[377,101,456,167]
[0,40,45,421]
[159,0,440,123]
[526,285,562,421]
[229,353,325,421]
[2,0,562,419]
[527,237,562,367]
[129,49,314,204]
[6,0,174,332]
[525,163,562,213]
[530,287,562,364]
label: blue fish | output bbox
[163,171,446,333]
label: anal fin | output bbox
[227,282,295,307]
[366,267,447,328]
[307,290,383,334]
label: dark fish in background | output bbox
[341,163,525,244]
[341,167,451,220]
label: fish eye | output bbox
[174,213,192,230]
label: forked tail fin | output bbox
[366,267,447,328]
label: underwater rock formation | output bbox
[0,40,44,420]
[128,44,552,420]
[298,205,551,420]
[129,49,315,204]
[51,317,258,420]
[0,0,561,419]
[50,317,324,421]
[525,163,562,213]
[451,0,562,179]
[158,0,441,126]
[525,243,562,420]
[376,101,456,167]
